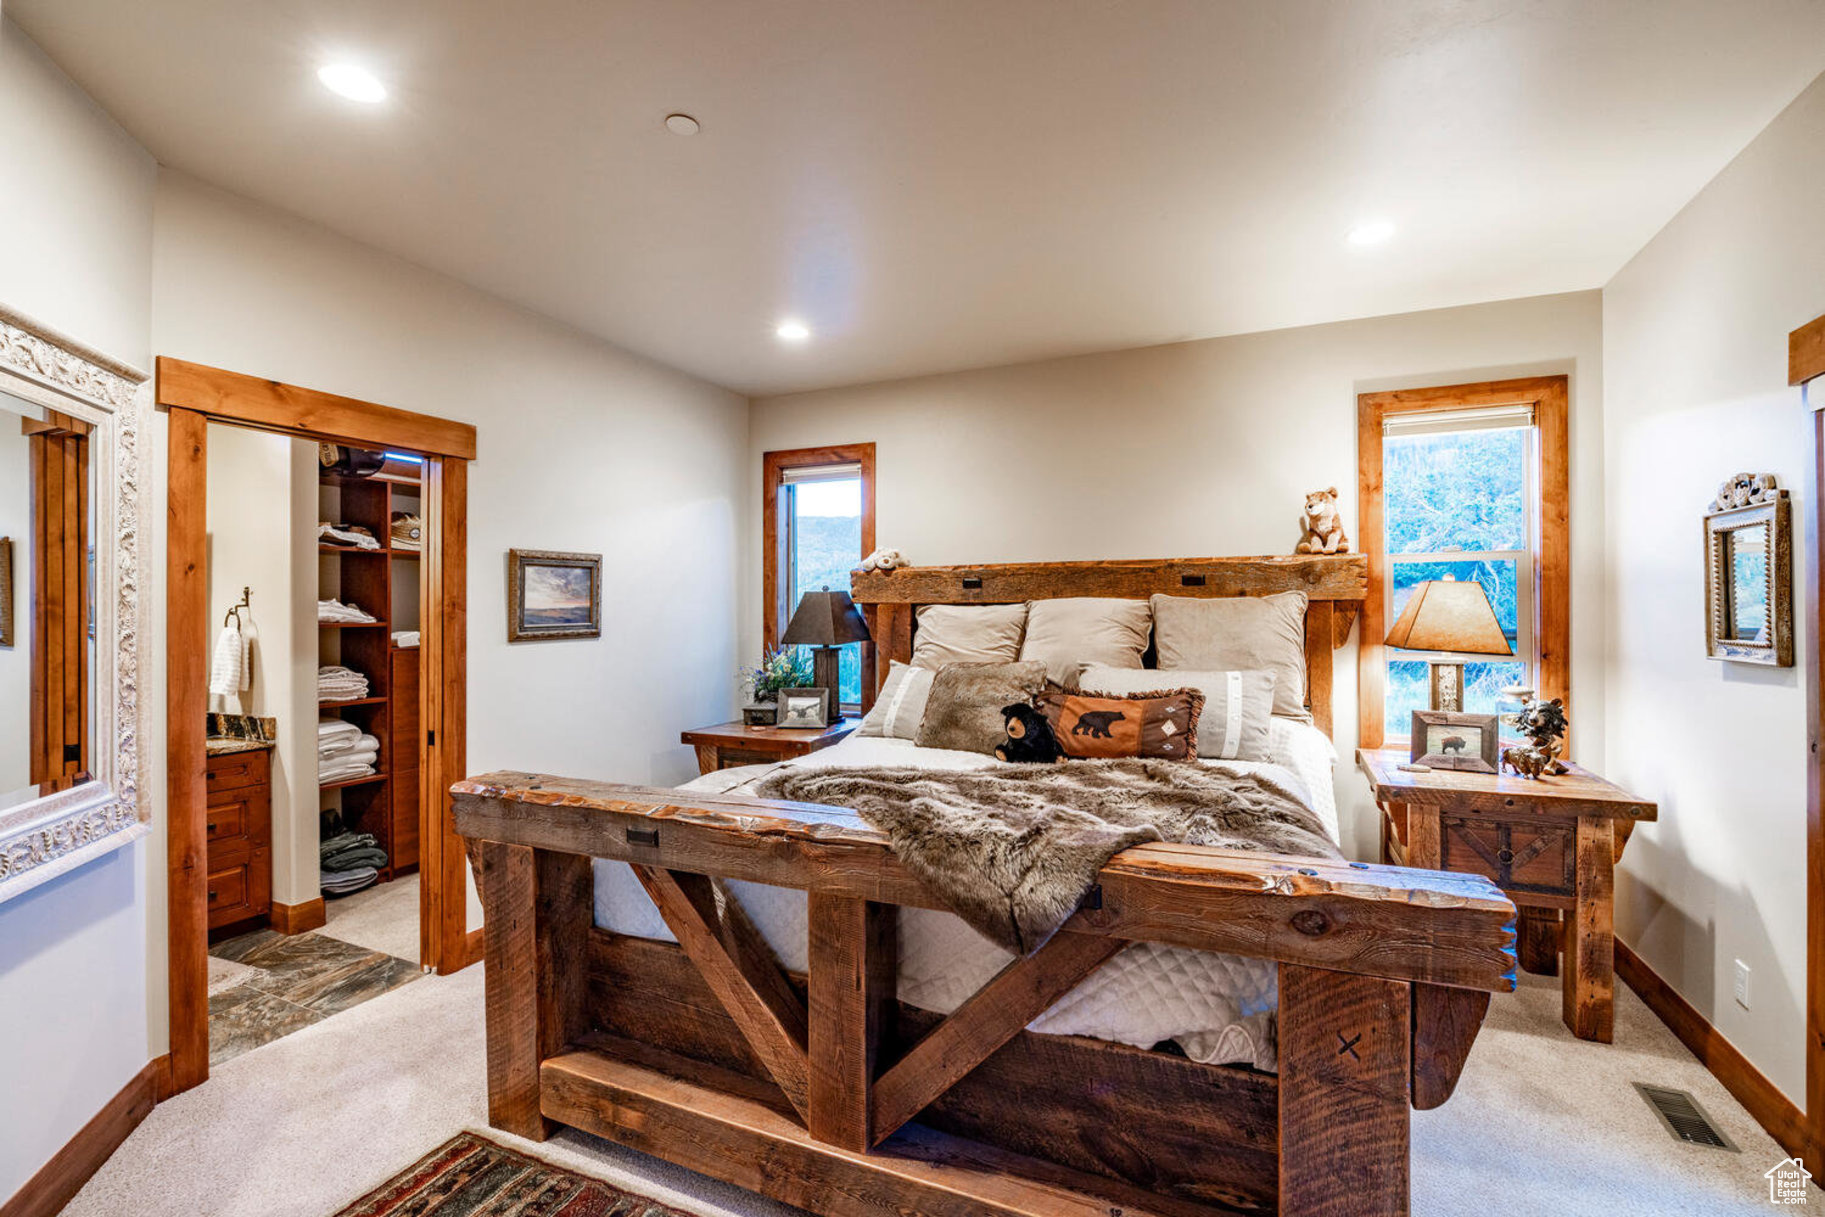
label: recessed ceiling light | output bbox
[318,63,387,104]
[1347,219,1396,247]
[665,113,701,135]
[775,320,811,342]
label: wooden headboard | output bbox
[850,554,1368,736]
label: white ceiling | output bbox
[14,1,1825,396]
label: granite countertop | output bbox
[205,712,277,756]
[205,736,276,756]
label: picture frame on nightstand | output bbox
[1410,710,1500,773]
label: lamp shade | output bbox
[1383,577,1512,656]
[780,588,873,646]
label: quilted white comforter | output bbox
[591,719,1339,1070]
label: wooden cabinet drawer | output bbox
[205,796,249,845]
[206,748,270,795]
[207,846,271,930]
[1441,815,1574,898]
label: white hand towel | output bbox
[208,622,248,697]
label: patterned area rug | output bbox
[333,1133,694,1216]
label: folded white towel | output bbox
[318,598,378,624]
[391,630,420,649]
[208,621,249,698]
[318,719,360,740]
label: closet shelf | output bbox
[319,620,389,629]
[320,772,388,791]
[319,696,387,709]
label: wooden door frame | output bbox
[1356,375,1571,750]
[1792,312,1825,1165]
[158,357,477,1096]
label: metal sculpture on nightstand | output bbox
[1501,696,1568,780]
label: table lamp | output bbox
[779,587,873,713]
[1383,575,1513,711]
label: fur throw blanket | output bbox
[752,760,1338,954]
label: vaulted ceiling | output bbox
[14,1,1825,395]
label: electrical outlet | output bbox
[1734,960,1752,1010]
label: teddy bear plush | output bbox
[858,547,908,572]
[1295,487,1352,555]
[995,702,1063,763]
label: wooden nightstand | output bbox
[1356,748,1656,1042]
[682,718,859,775]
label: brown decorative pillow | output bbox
[1037,687,1204,761]
[916,661,1050,755]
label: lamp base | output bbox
[810,647,842,715]
[1429,661,1465,712]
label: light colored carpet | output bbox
[64,965,1819,1215]
[319,872,421,963]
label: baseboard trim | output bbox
[0,1059,158,1217]
[465,926,484,968]
[271,896,327,935]
[1616,939,1806,1157]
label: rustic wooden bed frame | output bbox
[455,555,1518,1216]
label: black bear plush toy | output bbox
[995,702,1063,764]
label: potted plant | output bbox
[740,648,813,725]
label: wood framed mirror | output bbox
[1705,484,1792,666]
[0,303,151,902]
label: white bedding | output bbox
[592,718,1339,1071]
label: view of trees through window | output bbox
[787,477,864,706]
[1384,423,1531,734]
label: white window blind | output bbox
[779,461,861,485]
[1382,403,1536,438]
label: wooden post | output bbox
[1563,814,1616,1042]
[807,894,896,1150]
[1278,964,1411,1216]
[473,840,591,1139]
[1517,907,1561,977]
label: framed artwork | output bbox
[775,687,831,730]
[1410,710,1500,773]
[507,548,602,641]
[0,536,11,648]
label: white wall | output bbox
[1603,71,1825,1105]
[0,403,31,794]
[751,292,1606,858]
[0,13,157,1202]
[149,169,750,1030]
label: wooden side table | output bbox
[1356,747,1657,1043]
[682,718,858,775]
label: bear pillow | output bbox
[1035,687,1204,761]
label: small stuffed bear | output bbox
[995,702,1062,764]
[1295,487,1352,555]
[858,547,908,572]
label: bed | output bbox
[454,554,1517,1217]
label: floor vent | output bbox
[1633,1083,1738,1151]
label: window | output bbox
[763,444,876,712]
[1358,379,1569,747]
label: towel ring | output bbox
[224,586,251,628]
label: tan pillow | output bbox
[1150,592,1309,721]
[1079,664,1277,762]
[1036,687,1203,761]
[856,661,935,740]
[916,661,1049,754]
[911,604,1028,669]
[1018,597,1151,686]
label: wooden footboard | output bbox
[454,772,1516,1217]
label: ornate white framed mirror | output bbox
[1703,479,1793,667]
[0,303,150,901]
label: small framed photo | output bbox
[507,548,602,641]
[1410,711,1500,773]
[775,687,831,730]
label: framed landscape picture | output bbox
[508,548,602,641]
[1409,710,1500,773]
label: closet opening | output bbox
[161,359,476,1097]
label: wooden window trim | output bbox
[762,444,877,696]
[1357,376,1570,750]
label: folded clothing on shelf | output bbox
[320,866,379,896]
[321,831,389,874]
[319,598,378,624]
[318,664,371,701]
[318,522,380,550]
[391,630,420,649]
[390,512,422,551]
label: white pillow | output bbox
[1019,597,1151,686]
[911,603,1027,669]
[856,661,936,740]
[1150,592,1309,721]
[1078,664,1278,762]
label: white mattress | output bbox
[592,718,1339,1071]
